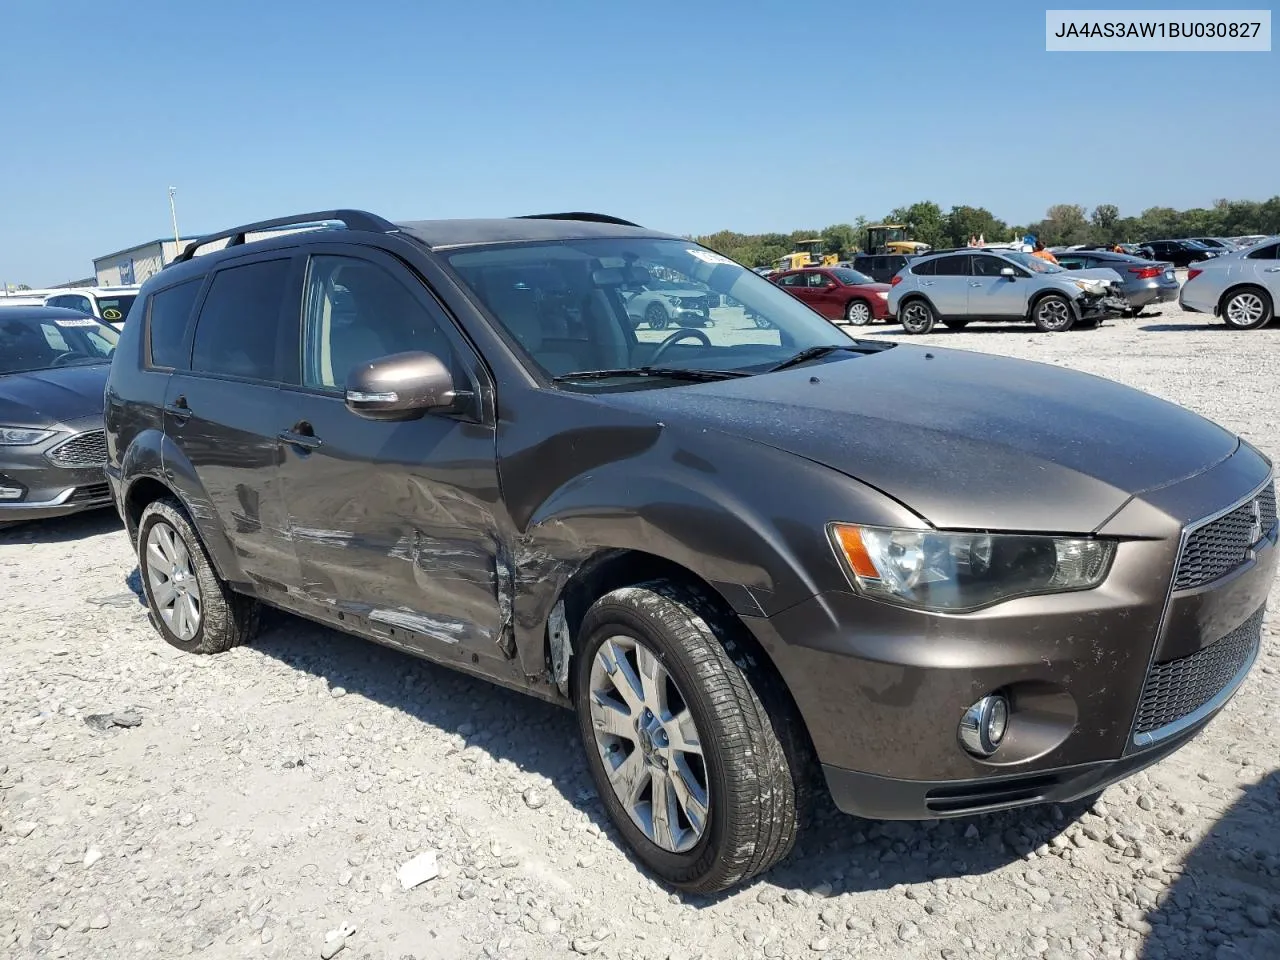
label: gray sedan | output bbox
[1053,250,1180,315]
[0,307,118,526]
[1179,236,1280,329]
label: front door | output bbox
[164,252,302,598]
[967,254,1030,318]
[276,247,508,664]
[803,271,841,319]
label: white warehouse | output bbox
[93,226,322,286]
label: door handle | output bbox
[1264,267,1280,272]
[277,421,322,452]
[920,280,935,286]
[968,281,983,287]
[164,395,192,424]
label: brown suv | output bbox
[105,210,1277,893]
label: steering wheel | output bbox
[647,327,711,366]
[50,352,80,367]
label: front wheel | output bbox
[573,583,801,893]
[1031,294,1076,332]
[844,299,873,325]
[1221,288,1273,330]
[137,497,260,654]
[899,299,936,334]
[645,303,670,330]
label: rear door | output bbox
[1244,242,1280,300]
[163,251,302,598]
[275,246,507,665]
[968,254,1029,317]
[773,271,808,305]
[927,254,972,316]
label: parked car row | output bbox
[0,285,141,327]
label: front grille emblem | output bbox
[1247,498,1264,548]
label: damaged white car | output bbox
[887,249,1130,333]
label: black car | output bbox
[105,210,1276,894]
[1137,239,1219,268]
[849,252,915,283]
[0,307,118,526]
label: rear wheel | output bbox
[137,497,259,654]
[1031,294,1076,332]
[899,299,936,334]
[844,299,872,325]
[1221,287,1273,330]
[573,582,802,893]
[645,303,670,330]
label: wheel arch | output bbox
[1027,287,1080,321]
[1217,282,1274,316]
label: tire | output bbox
[645,302,670,330]
[136,497,259,655]
[1031,294,1076,332]
[1220,287,1273,330]
[844,299,873,326]
[899,299,936,334]
[942,319,970,330]
[572,581,802,893]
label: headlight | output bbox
[875,291,889,300]
[828,523,1115,612]
[0,426,55,445]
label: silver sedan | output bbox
[1179,236,1280,330]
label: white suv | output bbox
[41,286,141,327]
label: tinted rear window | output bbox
[191,259,293,381]
[98,295,136,324]
[933,255,970,276]
[147,280,203,369]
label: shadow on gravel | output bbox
[0,507,121,544]
[1140,770,1280,960]
[1139,322,1227,332]
[191,603,1084,903]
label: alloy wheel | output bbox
[1225,292,1265,327]
[901,302,933,333]
[846,301,872,325]
[1037,298,1072,331]
[588,634,710,853]
[145,520,202,641]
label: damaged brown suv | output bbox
[105,210,1278,893]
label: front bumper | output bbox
[1078,294,1130,320]
[0,423,112,523]
[743,455,1276,819]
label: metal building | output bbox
[93,227,324,286]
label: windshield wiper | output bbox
[767,345,861,372]
[551,367,749,383]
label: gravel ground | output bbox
[2,300,1278,960]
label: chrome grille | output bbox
[1133,607,1263,735]
[1174,482,1276,590]
[45,430,108,468]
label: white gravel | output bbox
[2,300,1278,960]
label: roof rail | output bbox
[172,209,396,265]
[515,212,642,227]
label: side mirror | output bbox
[999,267,1017,278]
[344,351,467,421]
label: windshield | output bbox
[1005,252,1064,275]
[445,238,861,387]
[0,313,118,375]
[831,268,874,285]
[97,295,137,324]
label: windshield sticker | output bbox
[687,249,737,266]
[54,318,98,327]
[101,308,123,321]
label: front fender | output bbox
[505,424,921,678]
[120,428,245,586]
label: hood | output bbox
[845,281,892,293]
[0,364,109,428]
[602,345,1238,532]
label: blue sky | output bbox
[1,0,1274,284]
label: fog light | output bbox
[959,694,1009,758]
[0,484,24,501]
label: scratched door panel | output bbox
[277,391,507,659]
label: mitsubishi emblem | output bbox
[1247,498,1264,548]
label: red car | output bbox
[772,266,893,325]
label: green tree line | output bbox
[695,197,1280,268]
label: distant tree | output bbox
[887,201,946,248]
[820,223,859,259]
[945,205,1008,247]
[1090,204,1120,241]
[1031,204,1091,246]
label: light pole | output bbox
[168,186,181,253]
